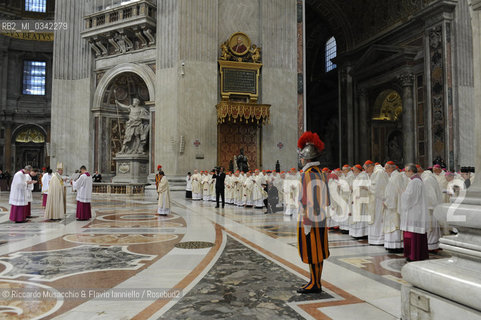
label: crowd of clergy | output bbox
[186,161,473,262]
[8,163,93,224]
[187,168,306,214]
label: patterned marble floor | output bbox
[0,189,446,319]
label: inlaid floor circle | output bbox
[63,234,179,245]
[380,258,407,273]
[96,212,180,222]
[119,215,157,220]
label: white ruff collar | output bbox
[302,161,320,172]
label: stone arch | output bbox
[93,63,155,110]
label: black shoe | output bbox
[222,206,224,208]
[215,206,219,208]
[297,287,322,294]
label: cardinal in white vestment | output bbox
[400,164,429,261]
[72,166,93,220]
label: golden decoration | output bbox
[219,32,261,63]
[216,101,270,125]
[373,91,402,121]
[15,127,45,143]
[1,32,54,41]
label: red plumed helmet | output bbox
[297,131,325,160]
[157,165,162,170]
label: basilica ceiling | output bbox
[306,0,438,53]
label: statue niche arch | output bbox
[371,89,403,164]
[92,63,155,180]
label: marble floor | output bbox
[0,190,445,319]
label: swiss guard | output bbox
[297,131,330,294]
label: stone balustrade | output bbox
[82,0,156,57]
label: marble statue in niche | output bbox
[114,97,150,154]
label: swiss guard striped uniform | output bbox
[297,163,330,291]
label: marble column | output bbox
[345,66,354,164]
[0,50,8,110]
[358,88,369,161]
[4,123,11,172]
[50,0,92,173]
[399,73,415,164]
[400,2,481,318]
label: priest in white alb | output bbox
[419,165,443,251]
[383,161,406,251]
[338,165,353,232]
[400,163,429,261]
[242,171,254,207]
[284,169,301,216]
[191,170,202,200]
[72,165,93,221]
[41,169,52,208]
[157,170,171,215]
[9,165,35,223]
[45,163,67,221]
[350,164,369,238]
[25,168,37,219]
[252,169,267,209]
[371,161,389,245]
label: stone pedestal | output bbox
[112,154,149,184]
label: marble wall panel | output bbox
[218,0,260,47]
[50,78,92,173]
[261,68,298,170]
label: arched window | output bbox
[25,0,46,12]
[325,37,337,72]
